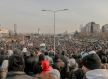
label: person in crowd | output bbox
[22,47,30,57]
[33,47,42,64]
[35,60,60,79]
[24,52,36,76]
[81,51,108,79]
[0,55,8,79]
[48,48,55,58]
[60,51,69,79]
[7,54,33,79]
[7,46,13,57]
[69,54,84,79]
[44,51,53,65]
[33,54,45,76]
[101,64,106,69]
[0,48,6,55]
[68,55,78,71]
[53,54,65,79]
[34,47,42,57]
[40,43,46,53]
[48,69,60,79]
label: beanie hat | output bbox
[81,51,101,70]
[41,60,52,73]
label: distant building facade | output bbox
[102,24,108,32]
[81,22,100,33]
[0,27,9,37]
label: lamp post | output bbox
[42,9,68,51]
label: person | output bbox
[24,53,36,76]
[60,51,69,79]
[69,56,84,79]
[68,56,78,71]
[35,60,60,79]
[7,54,33,79]
[22,47,30,57]
[44,51,53,65]
[0,55,8,79]
[40,43,46,53]
[0,48,5,55]
[7,47,13,57]
[34,47,42,57]
[48,69,60,79]
[53,54,65,79]
[33,54,45,76]
[81,51,108,79]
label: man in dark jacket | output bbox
[24,53,36,76]
[81,51,108,79]
[7,53,33,79]
[60,51,69,79]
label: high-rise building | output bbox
[102,24,108,32]
[81,22,100,33]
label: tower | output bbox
[14,24,17,35]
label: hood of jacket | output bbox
[41,60,52,73]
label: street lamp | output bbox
[42,9,68,52]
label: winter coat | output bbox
[86,69,108,79]
[7,71,33,79]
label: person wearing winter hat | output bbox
[81,51,108,79]
[40,43,46,53]
[35,60,60,79]
[35,60,51,79]
[41,60,53,73]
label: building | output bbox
[81,22,100,33]
[102,24,108,32]
[0,27,9,37]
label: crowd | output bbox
[0,36,108,79]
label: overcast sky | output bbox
[0,0,108,33]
